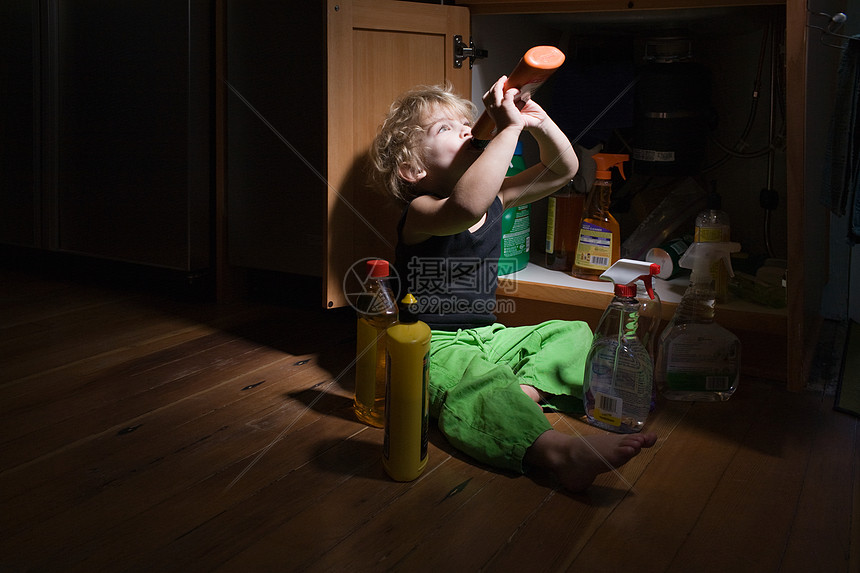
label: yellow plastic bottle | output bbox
[354,259,398,428]
[383,294,431,481]
[573,153,628,280]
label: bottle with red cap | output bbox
[583,259,660,434]
[354,259,398,427]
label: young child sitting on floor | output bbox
[368,77,657,492]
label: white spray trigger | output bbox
[599,258,661,299]
[679,242,741,283]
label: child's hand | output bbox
[518,97,549,131]
[482,75,525,133]
[482,75,549,134]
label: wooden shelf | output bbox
[497,263,787,335]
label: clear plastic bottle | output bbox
[636,279,662,411]
[656,242,741,401]
[694,185,731,302]
[583,282,653,434]
[635,278,663,364]
[354,259,398,427]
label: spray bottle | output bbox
[354,259,398,427]
[383,294,432,481]
[573,154,628,280]
[583,259,660,434]
[472,45,566,144]
[635,276,663,411]
[656,241,741,401]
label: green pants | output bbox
[428,320,593,474]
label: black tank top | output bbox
[394,197,502,331]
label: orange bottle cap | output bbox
[523,46,565,70]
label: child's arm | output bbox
[401,77,525,244]
[499,99,579,210]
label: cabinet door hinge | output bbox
[453,35,487,69]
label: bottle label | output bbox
[664,337,739,391]
[633,148,676,162]
[545,197,557,252]
[382,348,431,468]
[502,205,530,256]
[694,226,727,242]
[593,391,622,427]
[575,222,613,270]
[665,372,732,391]
[586,338,652,425]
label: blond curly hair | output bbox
[368,84,476,204]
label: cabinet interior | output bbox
[471,5,788,278]
[465,5,804,384]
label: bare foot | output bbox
[525,429,658,492]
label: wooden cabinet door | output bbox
[325,0,471,308]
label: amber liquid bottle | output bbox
[572,177,621,279]
[545,181,584,272]
[572,154,626,280]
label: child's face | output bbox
[416,106,480,191]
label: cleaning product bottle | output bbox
[354,259,398,427]
[583,259,660,433]
[499,142,530,275]
[635,277,663,411]
[383,293,432,481]
[635,278,663,366]
[573,154,628,280]
[472,45,565,143]
[645,235,693,280]
[545,179,584,272]
[694,183,731,301]
[656,241,741,401]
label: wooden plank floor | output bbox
[1,265,857,572]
